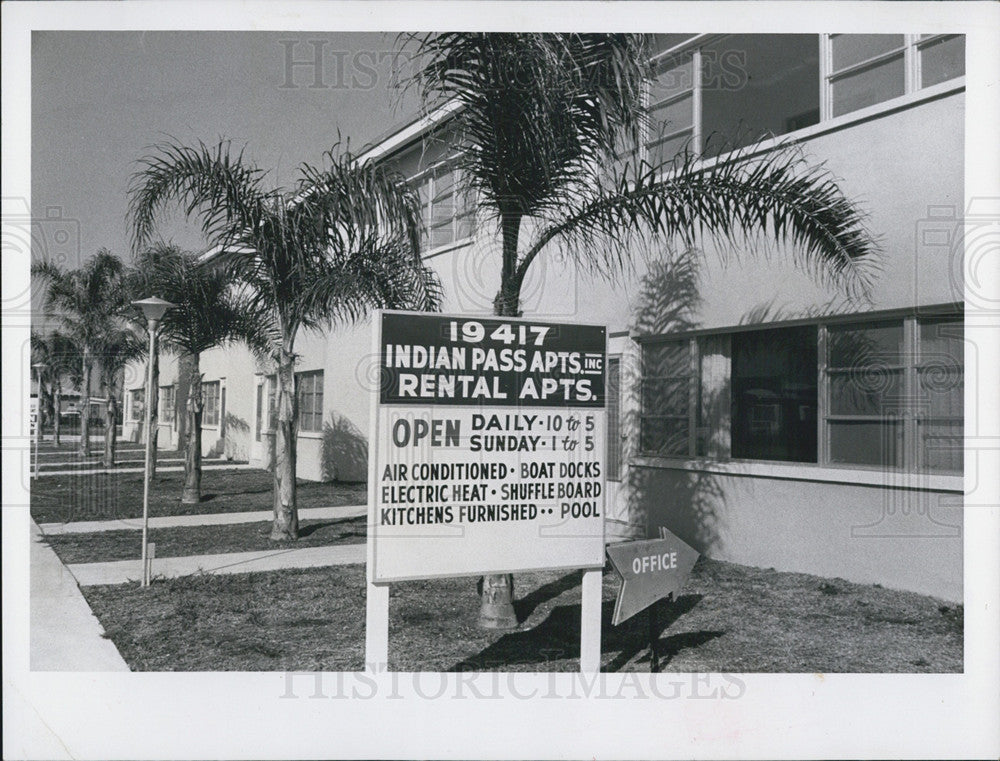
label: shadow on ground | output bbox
[452,592,719,672]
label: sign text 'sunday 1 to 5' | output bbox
[370,312,608,582]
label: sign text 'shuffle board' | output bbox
[370,311,607,582]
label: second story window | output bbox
[646,51,696,165]
[701,34,820,155]
[827,34,907,117]
[824,34,965,118]
[413,160,476,252]
[646,33,964,164]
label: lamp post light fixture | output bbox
[132,296,175,587]
[31,362,47,479]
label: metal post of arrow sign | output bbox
[606,527,699,670]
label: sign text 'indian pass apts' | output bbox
[369,311,608,582]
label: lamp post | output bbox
[32,362,47,479]
[133,296,175,587]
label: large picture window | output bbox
[731,326,817,463]
[639,311,962,474]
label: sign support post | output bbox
[365,580,389,669]
[580,568,603,672]
[365,314,390,670]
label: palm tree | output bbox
[128,141,441,538]
[406,33,880,628]
[128,243,267,503]
[31,331,82,447]
[95,326,145,467]
[32,250,130,456]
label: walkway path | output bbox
[68,543,365,586]
[29,521,130,671]
[36,462,256,477]
[38,504,367,535]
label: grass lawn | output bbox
[31,466,367,525]
[44,516,366,564]
[82,558,962,673]
[85,566,367,671]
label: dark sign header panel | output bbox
[379,312,606,408]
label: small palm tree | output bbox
[407,32,880,628]
[128,243,267,503]
[32,249,130,456]
[95,326,145,467]
[30,330,80,445]
[128,141,441,537]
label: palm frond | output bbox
[406,33,652,220]
[129,242,276,359]
[127,138,269,253]
[519,144,880,301]
[297,237,443,330]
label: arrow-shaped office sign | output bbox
[607,529,699,626]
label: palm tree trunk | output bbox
[175,355,190,454]
[53,384,61,447]
[479,210,522,630]
[79,350,92,457]
[270,347,299,540]
[148,338,160,480]
[102,392,118,467]
[38,378,50,437]
[181,354,203,504]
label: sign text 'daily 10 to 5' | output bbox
[369,311,608,583]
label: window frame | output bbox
[129,388,145,423]
[639,338,697,458]
[159,384,176,425]
[409,157,476,254]
[644,46,701,161]
[202,380,221,428]
[296,370,324,433]
[606,355,624,481]
[820,319,909,470]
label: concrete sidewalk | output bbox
[39,503,367,535]
[68,542,365,586]
[36,462,256,477]
[30,521,130,671]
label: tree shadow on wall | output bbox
[624,248,727,555]
[322,413,369,483]
[631,247,701,337]
[224,412,249,461]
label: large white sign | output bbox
[369,311,607,582]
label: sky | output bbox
[31,30,421,264]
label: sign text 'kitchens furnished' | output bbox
[370,312,608,582]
